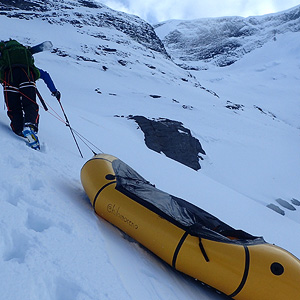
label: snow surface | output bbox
[0,6,300,300]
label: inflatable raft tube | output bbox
[81,154,300,300]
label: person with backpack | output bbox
[0,39,61,150]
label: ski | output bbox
[29,41,53,55]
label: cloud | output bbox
[101,0,131,14]
[270,0,300,13]
[97,0,299,23]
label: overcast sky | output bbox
[96,0,300,23]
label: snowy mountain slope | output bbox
[154,5,300,69]
[0,19,234,300]
[0,0,168,56]
[0,1,300,299]
[194,31,300,215]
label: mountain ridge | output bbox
[154,4,300,69]
[1,0,299,70]
[0,0,168,56]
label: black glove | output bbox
[52,90,61,101]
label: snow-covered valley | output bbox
[0,1,299,299]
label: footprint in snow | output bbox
[26,210,72,235]
[29,175,45,191]
[3,231,31,264]
[26,210,53,233]
[1,182,24,206]
[55,277,84,300]
[5,155,25,169]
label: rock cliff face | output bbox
[154,5,300,69]
[0,0,168,56]
[0,0,45,11]
[130,116,206,170]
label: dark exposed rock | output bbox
[145,64,156,69]
[76,55,97,62]
[103,47,117,52]
[129,116,205,170]
[51,48,69,57]
[254,105,277,119]
[78,0,100,9]
[276,198,296,211]
[0,0,46,11]
[225,101,244,110]
[182,105,193,110]
[267,204,285,215]
[118,60,127,66]
[291,198,300,206]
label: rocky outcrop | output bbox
[267,198,300,216]
[0,0,168,56]
[130,116,206,170]
[0,0,45,11]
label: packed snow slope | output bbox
[0,1,300,299]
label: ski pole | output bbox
[36,88,48,111]
[57,98,83,158]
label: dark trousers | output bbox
[3,67,39,135]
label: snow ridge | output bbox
[154,5,300,69]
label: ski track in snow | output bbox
[0,4,300,300]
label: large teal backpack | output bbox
[0,39,40,82]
